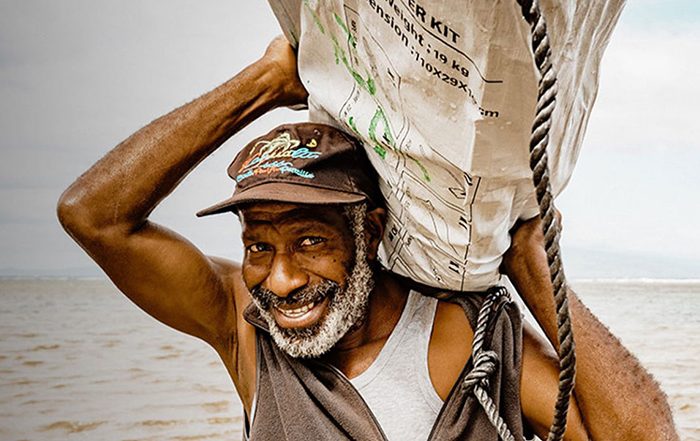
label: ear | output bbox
[364,207,386,261]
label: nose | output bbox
[265,251,308,298]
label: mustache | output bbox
[251,280,340,310]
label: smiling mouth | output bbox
[272,297,330,329]
[277,301,316,318]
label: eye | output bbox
[299,236,325,247]
[246,242,272,254]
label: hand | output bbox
[262,35,309,108]
[506,209,562,263]
[501,212,558,312]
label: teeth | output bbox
[278,302,315,318]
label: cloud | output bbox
[618,0,700,28]
[1,0,698,275]
[0,1,293,274]
[0,0,282,152]
[583,6,700,152]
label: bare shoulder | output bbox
[433,300,473,340]
[207,256,257,411]
[428,299,474,400]
[209,256,247,302]
[207,256,254,343]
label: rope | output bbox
[462,286,515,441]
[513,1,576,440]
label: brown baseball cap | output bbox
[196,123,383,217]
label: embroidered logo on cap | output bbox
[236,133,321,183]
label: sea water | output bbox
[1,279,698,441]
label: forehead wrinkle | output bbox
[242,219,332,236]
[241,205,346,228]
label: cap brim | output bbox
[196,182,366,217]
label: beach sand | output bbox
[1,279,698,440]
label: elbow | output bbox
[57,182,134,249]
[57,185,89,239]
[56,183,106,243]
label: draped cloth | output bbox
[243,292,527,440]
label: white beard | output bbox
[249,204,374,358]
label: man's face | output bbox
[239,202,374,358]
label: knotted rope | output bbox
[514,0,577,440]
[462,286,515,441]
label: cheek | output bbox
[297,251,353,282]
[241,261,269,291]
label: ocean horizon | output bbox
[1,278,698,440]
[3,274,700,283]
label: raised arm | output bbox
[503,217,679,441]
[57,37,307,344]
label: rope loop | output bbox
[462,350,499,392]
[463,287,517,441]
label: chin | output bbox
[259,288,370,359]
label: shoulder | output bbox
[428,298,474,400]
[433,299,473,338]
[204,257,255,361]
[210,256,250,311]
[206,256,255,344]
[208,256,258,410]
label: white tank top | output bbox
[350,291,443,441]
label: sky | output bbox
[0,0,698,278]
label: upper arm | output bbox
[520,321,589,441]
[80,220,241,344]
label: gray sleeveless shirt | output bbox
[243,291,526,440]
[349,291,442,440]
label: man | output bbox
[57,38,677,440]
